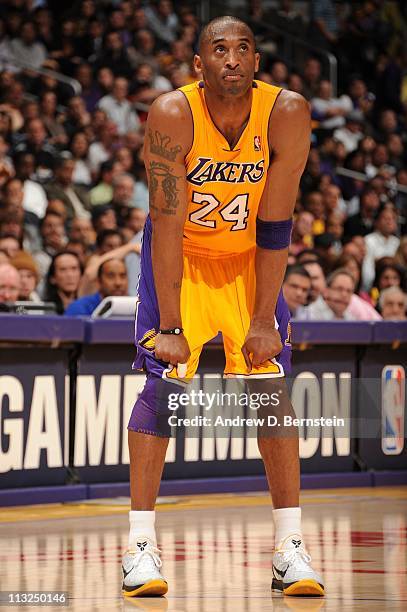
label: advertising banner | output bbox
[75,343,357,482]
[0,348,69,488]
[358,347,407,470]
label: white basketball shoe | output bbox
[271,534,324,596]
[122,539,168,597]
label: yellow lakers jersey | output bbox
[179,80,282,255]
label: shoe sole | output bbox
[122,579,168,597]
[272,578,324,597]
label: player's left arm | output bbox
[242,91,311,369]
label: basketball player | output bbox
[122,16,324,598]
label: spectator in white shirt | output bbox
[0,18,13,70]
[297,269,356,320]
[333,111,364,154]
[10,21,46,69]
[14,152,47,219]
[362,204,400,290]
[311,80,352,130]
[98,77,140,136]
[70,132,92,186]
[88,117,117,178]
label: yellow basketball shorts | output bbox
[133,219,292,381]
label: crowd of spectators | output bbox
[0,0,406,320]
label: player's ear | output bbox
[254,52,260,73]
[194,54,202,74]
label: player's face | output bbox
[195,25,259,97]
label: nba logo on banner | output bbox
[381,365,405,455]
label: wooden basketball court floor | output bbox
[0,486,406,611]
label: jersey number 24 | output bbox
[189,192,249,231]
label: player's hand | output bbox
[241,321,283,371]
[155,333,190,368]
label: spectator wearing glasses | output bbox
[297,269,356,320]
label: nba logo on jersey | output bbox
[381,365,405,455]
[254,135,261,151]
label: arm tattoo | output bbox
[148,129,181,161]
[148,161,180,215]
[148,168,159,211]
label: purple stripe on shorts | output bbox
[132,216,166,377]
[275,291,292,374]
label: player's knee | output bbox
[247,378,297,437]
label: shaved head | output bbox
[198,16,255,54]
[194,15,259,98]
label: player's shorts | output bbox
[132,216,292,381]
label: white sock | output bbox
[128,510,157,549]
[273,507,302,547]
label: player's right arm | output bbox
[144,91,193,366]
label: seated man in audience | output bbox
[69,216,96,250]
[65,258,128,316]
[98,77,140,136]
[302,260,326,303]
[0,263,20,308]
[0,234,20,259]
[77,229,140,296]
[344,187,380,239]
[34,212,67,279]
[362,204,400,291]
[311,80,352,130]
[107,173,136,227]
[296,269,356,320]
[378,286,407,321]
[282,265,312,317]
[14,151,48,220]
[45,154,91,223]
